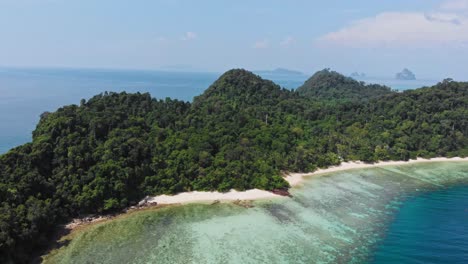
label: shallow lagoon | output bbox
[44,162,468,264]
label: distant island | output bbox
[350,72,366,78]
[396,68,416,80]
[1,69,467,263]
[255,68,305,76]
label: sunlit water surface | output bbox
[44,162,468,264]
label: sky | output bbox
[1,0,468,79]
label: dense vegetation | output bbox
[297,68,394,102]
[1,69,467,263]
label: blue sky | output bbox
[1,0,467,79]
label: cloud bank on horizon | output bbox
[317,0,468,49]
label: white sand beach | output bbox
[148,157,468,205]
[284,157,468,186]
[147,189,279,205]
[65,157,468,230]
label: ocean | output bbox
[371,184,468,264]
[43,162,468,263]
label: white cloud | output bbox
[253,39,269,49]
[317,11,468,48]
[440,0,468,10]
[280,36,296,47]
[181,31,197,41]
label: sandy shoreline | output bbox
[284,157,468,187]
[65,157,467,229]
[147,189,279,204]
[149,157,468,205]
[50,157,468,263]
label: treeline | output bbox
[0,69,467,262]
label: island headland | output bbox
[0,69,467,263]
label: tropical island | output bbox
[396,68,416,80]
[0,69,467,263]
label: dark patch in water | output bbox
[291,197,310,209]
[262,203,296,223]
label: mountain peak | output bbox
[192,69,292,109]
[297,69,393,101]
[195,69,280,100]
[302,68,353,88]
[216,68,264,84]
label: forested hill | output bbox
[297,68,394,102]
[1,70,467,263]
[193,69,293,104]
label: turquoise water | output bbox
[372,184,468,264]
[44,162,468,263]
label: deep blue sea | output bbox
[372,185,468,264]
